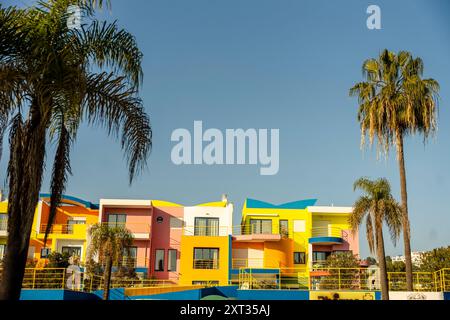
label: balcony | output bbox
[232,258,280,269]
[193,259,219,270]
[37,224,88,239]
[309,227,346,245]
[183,226,230,237]
[102,222,151,240]
[232,225,282,242]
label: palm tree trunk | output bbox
[103,255,113,300]
[376,218,389,300]
[0,102,47,300]
[396,130,413,291]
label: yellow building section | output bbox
[240,199,355,268]
[29,195,99,263]
[179,235,230,286]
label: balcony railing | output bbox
[39,224,87,235]
[232,258,282,269]
[183,226,230,237]
[193,259,219,270]
[311,227,344,238]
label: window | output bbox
[40,248,51,258]
[107,214,126,227]
[168,249,177,271]
[61,246,82,257]
[193,248,219,269]
[250,219,272,234]
[155,249,165,271]
[0,213,7,231]
[279,220,289,237]
[123,246,137,267]
[313,251,331,263]
[194,217,219,236]
[294,252,306,264]
[0,244,5,260]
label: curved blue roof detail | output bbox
[39,193,99,209]
[246,198,317,209]
[308,237,343,244]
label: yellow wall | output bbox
[179,235,230,286]
[241,202,353,268]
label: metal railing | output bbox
[39,223,87,235]
[232,258,273,269]
[183,226,230,237]
[311,227,344,238]
[192,259,219,270]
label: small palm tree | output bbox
[0,0,151,299]
[350,177,403,300]
[350,50,439,291]
[87,223,134,300]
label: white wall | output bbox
[183,203,233,236]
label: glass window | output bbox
[61,246,82,257]
[194,217,219,236]
[279,220,289,237]
[0,213,7,231]
[168,249,177,271]
[294,252,306,264]
[40,248,51,258]
[108,214,127,227]
[250,219,272,234]
[155,249,165,271]
[193,248,219,269]
[313,251,331,262]
[0,244,5,260]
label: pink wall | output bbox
[102,207,152,268]
[150,206,184,281]
[312,229,360,257]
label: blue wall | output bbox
[131,288,202,300]
[93,288,126,300]
[20,289,100,300]
[237,290,310,300]
[444,292,450,300]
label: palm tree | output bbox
[349,49,439,290]
[350,177,403,300]
[86,223,133,300]
[0,0,151,300]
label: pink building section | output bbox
[101,207,152,270]
[150,206,184,281]
[312,229,360,256]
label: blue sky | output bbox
[2,0,450,258]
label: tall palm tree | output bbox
[0,0,151,300]
[87,223,133,300]
[349,49,439,290]
[350,177,402,300]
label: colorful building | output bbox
[231,198,358,287]
[178,195,234,286]
[99,199,152,276]
[29,194,100,263]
